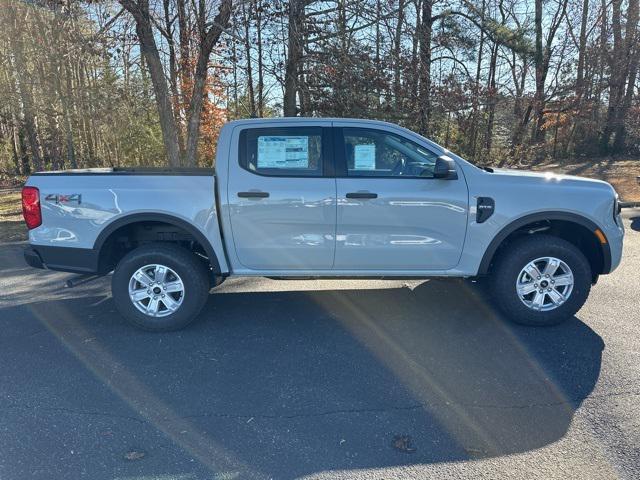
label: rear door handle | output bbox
[238,191,269,198]
[346,192,377,199]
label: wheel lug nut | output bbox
[551,280,555,284]
[539,289,543,293]
[547,288,552,292]
[537,276,541,280]
[534,283,538,287]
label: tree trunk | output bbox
[600,0,639,152]
[242,1,256,116]
[485,43,498,154]
[611,0,639,152]
[7,6,43,171]
[469,0,486,159]
[176,0,190,149]
[284,0,304,116]
[531,0,546,144]
[531,0,568,144]
[120,0,183,167]
[575,0,589,99]
[510,53,530,155]
[255,0,264,117]
[183,0,233,166]
[409,0,421,116]
[163,0,181,123]
[417,0,433,136]
[593,0,608,125]
[393,0,405,108]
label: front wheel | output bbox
[112,243,210,331]
[490,234,592,326]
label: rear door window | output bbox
[239,127,325,177]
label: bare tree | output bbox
[531,0,569,144]
[601,0,639,152]
[118,0,232,166]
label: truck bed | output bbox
[24,169,227,275]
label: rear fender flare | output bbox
[94,213,221,274]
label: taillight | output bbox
[22,186,42,229]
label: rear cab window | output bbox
[239,127,325,177]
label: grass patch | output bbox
[0,190,27,243]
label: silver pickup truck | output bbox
[21,118,624,331]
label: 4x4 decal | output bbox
[44,193,82,205]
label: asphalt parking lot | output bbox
[1,214,639,480]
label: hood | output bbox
[488,167,614,190]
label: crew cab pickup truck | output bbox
[22,118,624,331]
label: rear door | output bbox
[226,122,336,270]
[333,125,469,271]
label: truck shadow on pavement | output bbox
[2,278,604,479]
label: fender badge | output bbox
[45,193,82,205]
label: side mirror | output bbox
[433,155,458,180]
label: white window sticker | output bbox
[257,136,309,169]
[354,144,376,170]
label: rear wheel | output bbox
[490,234,592,326]
[112,243,210,331]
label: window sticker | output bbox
[257,136,309,169]
[354,144,376,170]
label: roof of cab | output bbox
[225,117,401,128]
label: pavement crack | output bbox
[0,403,146,424]
[2,389,639,425]
[182,403,427,421]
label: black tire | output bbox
[112,243,210,331]
[490,234,592,326]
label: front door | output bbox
[227,123,336,270]
[334,126,468,271]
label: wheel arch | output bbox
[94,212,222,274]
[478,211,612,277]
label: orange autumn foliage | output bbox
[173,45,228,165]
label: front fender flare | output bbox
[477,211,612,275]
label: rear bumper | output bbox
[23,245,99,274]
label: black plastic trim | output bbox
[477,211,612,275]
[23,246,44,269]
[26,245,98,273]
[213,179,231,277]
[346,192,378,199]
[237,191,269,198]
[476,197,495,223]
[94,213,222,274]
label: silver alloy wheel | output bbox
[515,256,574,312]
[128,264,185,317]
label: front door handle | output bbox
[346,192,377,199]
[238,191,270,198]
